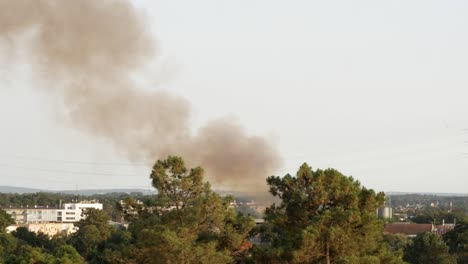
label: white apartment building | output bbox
[5,206,59,224]
[26,208,59,223]
[3,200,103,224]
[57,201,103,222]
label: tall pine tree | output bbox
[254,163,403,264]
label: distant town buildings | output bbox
[2,200,103,236]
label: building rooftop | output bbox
[384,223,433,236]
[2,206,58,210]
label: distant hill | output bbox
[1,185,465,198]
[387,192,468,197]
[0,186,155,195]
[57,188,156,195]
[0,186,43,194]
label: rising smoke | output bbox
[0,0,281,192]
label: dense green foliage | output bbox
[410,207,467,225]
[0,209,14,232]
[123,156,256,263]
[0,226,84,263]
[0,157,466,263]
[444,220,468,263]
[404,232,456,264]
[251,163,402,264]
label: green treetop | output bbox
[254,163,403,264]
[125,156,255,264]
[443,221,468,264]
[404,232,456,264]
[0,208,14,233]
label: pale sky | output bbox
[0,0,467,193]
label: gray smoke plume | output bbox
[0,0,281,192]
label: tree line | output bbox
[0,156,466,263]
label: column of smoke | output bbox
[0,0,281,193]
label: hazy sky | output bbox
[0,0,467,193]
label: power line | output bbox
[0,163,147,177]
[0,154,149,167]
[0,174,151,190]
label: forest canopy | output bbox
[0,157,465,263]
